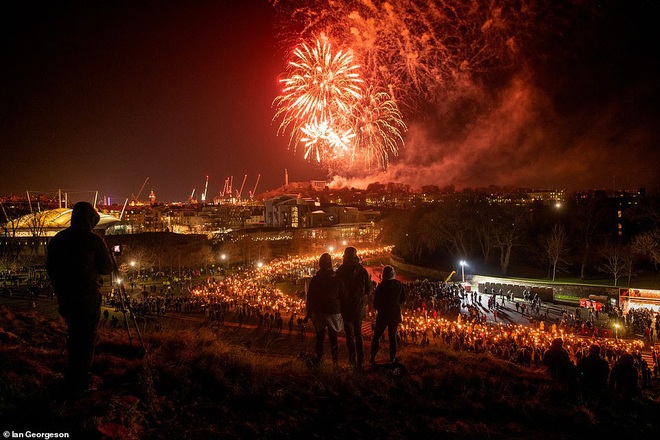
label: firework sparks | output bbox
[273,38,362,147]
[271,0,531,103]
[270,0,533,174]
[274,36,405,171]
[351,86,406,169]
[300,119,355,163]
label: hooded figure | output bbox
[47,201,112,395]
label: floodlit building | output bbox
[0,208,122,256]
[264,195,319,228]
[3,208,121,237]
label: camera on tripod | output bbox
[107,243,147,356]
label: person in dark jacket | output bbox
[542,338,574,383]
[576,344,609,403]
[370,266,405,364]
[304,253,344,367]
[609,353,641,398]
[47,201,113,395]
[336,247,372,370]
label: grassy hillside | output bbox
[1,306,658,439]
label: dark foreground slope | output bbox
[1,306,658,439]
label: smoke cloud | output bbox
[274,0,660,192]
[331,67,660,191]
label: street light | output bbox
[328,245,335,253]
[219,254,227,274]
[459,260,467,283]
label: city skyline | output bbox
[2,0,659,202]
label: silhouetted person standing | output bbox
[337,247,372,370]
[47,201,112,395]
[576,344,609,403]
[370,266,405,365]
[304,253,344,367]
[609,353,641,398]
[542,338,574,384]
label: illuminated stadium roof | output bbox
[6,208,121,237]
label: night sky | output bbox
[2,0,659,202]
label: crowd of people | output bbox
[619,307,659,343]
[95,246,658,386]
[36,202,655,400]
[7,224,651,390]
[542,337,648,402]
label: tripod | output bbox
[109,250,147,356]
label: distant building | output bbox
[525,189,564,204]
[0,208,122,256]
[311,180,328,191]
[264,195,318,228]
[263,195,381,229]
[4,208,121,237]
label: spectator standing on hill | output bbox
[370,266,406,365]
[47,201,113,396]
[576,344,609,403]
[337,247,372,370]
[542,338,574,383]
[609,353,641,398]
[304,253,344,367]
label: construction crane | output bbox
[221,178,227,196]
[236,174,248,200]
[131,177,150,204]
[26,191,33,213]
[189,188,197,204]
[444,270,456,283]
[201,175,209,203]
[119,198,129,220]
[248,174,261,201]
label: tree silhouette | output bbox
[491,205,528,276]
[541,224,570,281]
[632,229,660,271]
[598,241,629,287]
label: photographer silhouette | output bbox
[47,201,112,396]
